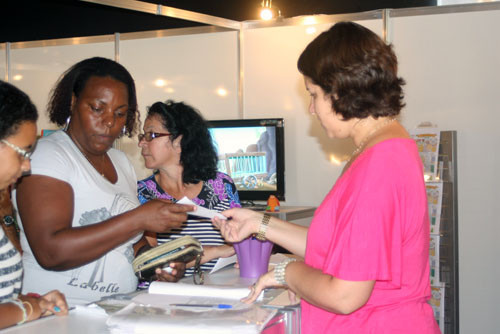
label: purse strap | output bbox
[192,253,204,285]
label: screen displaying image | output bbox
[209,126,277,193]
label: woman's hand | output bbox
[138,200,193,233]
[20,290,68,321]
[38,290,69,316]
[212,208,262,243]
[154,262,186,282]
[241,268,281,304]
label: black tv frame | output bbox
[206,118,285,203]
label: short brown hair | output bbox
[298,21,405,120]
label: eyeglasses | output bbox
[138,132,173,142]
[1,139,32,160]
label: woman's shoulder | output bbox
[31,130,74,165]
[214,171,236,184]
[364,137,418,161]
[354,137,422,177]
[137,173,156,186]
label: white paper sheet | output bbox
[177,196,227,220]
[147,281,259,300]
[210,255,237,274]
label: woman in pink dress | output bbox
[213,21,440,333]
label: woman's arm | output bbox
[214,208,308,257]
[0,302,28,329]
[0,291,68,329]
[16,175,192,270]
[244,261,375,315]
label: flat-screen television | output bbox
[207,118,285,203]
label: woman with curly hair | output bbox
[14,58,192,305]
[137,100,240,280]
[213,22,440,333]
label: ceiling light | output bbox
[260,0,281,20]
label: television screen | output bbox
[207,118,285,203]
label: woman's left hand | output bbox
[241,268,281,304]
[39,290,69,316]
[155,261,186,282]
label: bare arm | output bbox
[214,208,308,257]
[0,291,68,329]
[16,175,192,270]
[244,261,374,315]
[285,261,374,314]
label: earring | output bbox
[122,126,126,135]
[64,116,71,131]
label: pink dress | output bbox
[302,138,440,333]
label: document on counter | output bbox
[177,196,227,220]
[210,254,237,274]
[107,282,274,334]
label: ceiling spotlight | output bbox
[260,0,281,20]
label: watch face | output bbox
[2,215,15,226]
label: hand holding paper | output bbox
[177,196,227,220]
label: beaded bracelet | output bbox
[11,299,27,325]
[274,258,297,286]
[23,301,33,319]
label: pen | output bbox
[170,303,233,309]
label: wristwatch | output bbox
[2,215,15,227]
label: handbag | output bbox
[132,235,205,284]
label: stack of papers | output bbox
[106,282,275,334]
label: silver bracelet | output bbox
[274,258,297,286]
[11,299,27,325]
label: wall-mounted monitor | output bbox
[207,118,285,203]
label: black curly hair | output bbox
[298,21,405,120]
[147,100,218,184]
[47,57,139,137]
[0,80,38,140]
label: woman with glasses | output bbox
[13,58,193,305]
[0,80,68,328]
[136,100,240,281]
[213,22,440,333]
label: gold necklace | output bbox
[66,132,106,177]
[351,118,396,157]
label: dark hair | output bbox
[147,100,218,183]
[298,21,405,120]
[47,57,139,137]
[0,80,38,140]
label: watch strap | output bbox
[255,213,271,241]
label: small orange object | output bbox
[266,195,280,212]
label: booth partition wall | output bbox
[3,3,500,333]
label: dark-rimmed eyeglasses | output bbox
[138,132,173,142]
[1,139,32,160]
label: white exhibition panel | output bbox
[8,42,114,133]
[392,9,500,333]
[119,31,239,179]
[242,19,383,206]
[0,45,5,81]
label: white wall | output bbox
[9,41,114,132]
[391,9,500,333]
[119,31,239,179]
[0,45,5,80]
